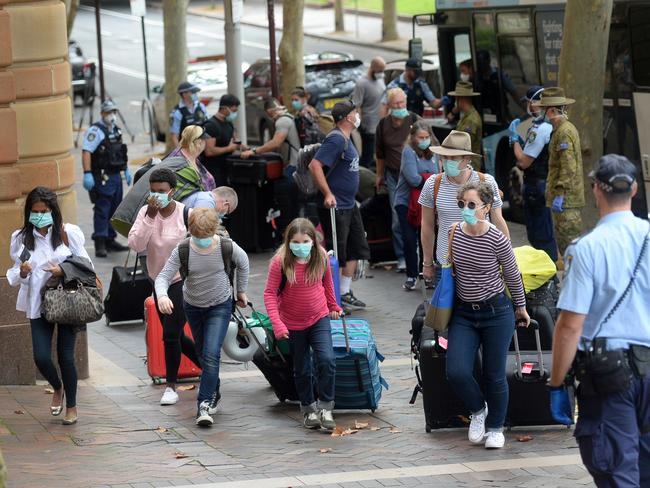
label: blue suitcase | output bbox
[330,317,388,411]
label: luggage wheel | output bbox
[151,377,163,385]
[425,424,431,433]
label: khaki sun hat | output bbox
[537,86,575,107]
[430,130,480,157]
[447,81,480,97]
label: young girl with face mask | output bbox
[7,187,93,425]
[263,218,342,431]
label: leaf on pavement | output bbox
[174,451,188,459]
[370,426,381,431]
[14,410,24,415]
[155,427,168,433]
[517,435,534,442]
[176,385,196,391]
[354,420,369,429]
[388,427,402,434]
[330,427,359,437]
[319,448,332,453]
[44,387,54,394]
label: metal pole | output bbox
[94,0,106,102]
[225,0,247,144]
[141,16,150,100]
[355,0,359,38]
[267,0,279,99]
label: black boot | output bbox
[95,237,107,258]
[106,239,129,252]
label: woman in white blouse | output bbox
[7,187,91,425]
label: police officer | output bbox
[447,80,482,167]
[383,58,444,117]
[169,81,208,147]
[510,86,558,262]
[82,100,132,257]
[537,87,585,257]
[548,154,650,487]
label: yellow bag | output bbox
[513,246,557,294]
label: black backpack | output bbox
[177,237,234,287]
[295,112,325,146]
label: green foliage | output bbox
[307,0,435,16]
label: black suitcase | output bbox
[360,193,396,264]
[505,319,574,427]
[224,183,278,252]
[103,254,152,326]
[225,152,283,186]
[252,348,300,402]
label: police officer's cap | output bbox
[405,58,421,70]
[177,81,200,94]
[100,100,118,113]
[589,154,637,193]
[522,85,544,103]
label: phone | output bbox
[19,247,31,263]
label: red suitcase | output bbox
[144,296,201,384]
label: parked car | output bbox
[69,39,96,105]
[244,52,366,143]
[151,55,250,141]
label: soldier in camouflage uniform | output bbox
[448,81,483,168]
[537,87,585,256]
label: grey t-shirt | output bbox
[351,76,386,134]
[275,114,301,166]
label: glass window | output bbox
[497,12,531,34]
[454,33,471,66]
[630,5,650,87]
[473,13,502,123]
[498,36,536,120]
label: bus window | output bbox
[497,12,530,33]
[630,5,650,87]
[454,33,471,69]
[498,36,536,119]
[473,13,501,123]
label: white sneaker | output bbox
[485,431,505,449]
[160,387,179,406]
[468,404,488,444]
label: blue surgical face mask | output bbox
[291,100,303,111]
[226,109,238,122]
[418,138,431,150]
[461,207,478,225]
[192,236,213,248]
[150,191,171,208]
[29,211,53,229]
[443,159,462,177]
[391,107,408,119]
[289,242,313,259]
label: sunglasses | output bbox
[457,201,485,210]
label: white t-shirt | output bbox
[418,171,503,264]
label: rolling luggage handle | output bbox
[123,249,141,286]
[237,301,288,363]
[329,206,338,262]
[512,319,544,380]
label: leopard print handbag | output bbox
[42,278,104,326]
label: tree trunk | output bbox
[279,0,305,105]
[382,0,398,42]
[163,0,189,152]
[558,0,613,229]
[334,0,344,32]
[62,0,80,38]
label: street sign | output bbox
[130,0,146,17]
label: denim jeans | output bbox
[184,299,232,406]
[30,318,78,408]
[446,293,515,431]
[385,169,404,262]
[91,171,122,240]
[394,204,420,279]
[288,315,336,413]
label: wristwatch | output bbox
[252,147,257,154]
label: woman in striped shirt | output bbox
[446,181,530,450]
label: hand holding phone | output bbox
[19,247,31,263]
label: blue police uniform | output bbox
[82,121,127,242]
[169,99,208,137]
[558,210,650,487]
[385,73,436,116]
[521,120,558,261]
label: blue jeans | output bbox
[385,169,404,262]
[574,376,650,488]
[395,204,420,279]
[446,293,514,431]
[184,299,232,406]
[91,171,122,240]
[523,180,558,262]
[30,318,78,408]
[288,315,336,413]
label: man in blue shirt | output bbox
[511,85,558,261]
[169,81,208,147]
[309,101,370,309]
[383,58,443,117]
[548,154,650,487]
[82,100,132,257]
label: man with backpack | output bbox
[309,101,370,310]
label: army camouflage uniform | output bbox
[456,106,483,167]
[545,118,585,255]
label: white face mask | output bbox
[374,72,385,80]
[103,113,117,125]
[460,73,470,82]
[353,113,361,129]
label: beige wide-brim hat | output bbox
[430,130,480,157]
[447,80,480,97]
[537,86,575,106]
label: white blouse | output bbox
[7,224,91,320]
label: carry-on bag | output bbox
[144,296,201,384]
[104,251,152,326]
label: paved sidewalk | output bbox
[0,140,592,487]
[187,0,436,54]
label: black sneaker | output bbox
[196,401,213,427]
[106,239,129,252]
[94,238,107,258]
[207,391,221,415]
[340,291,366,309]
[403,277,417,291]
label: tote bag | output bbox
[424,223,458,332]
